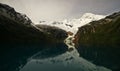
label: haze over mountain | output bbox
[0,0,120,23]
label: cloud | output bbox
[0,0,120,23]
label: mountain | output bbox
[74,11,120,45]
[0,3,67,43]
[36,24,68,42]
[39,13,105,35]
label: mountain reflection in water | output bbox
[20,47,111,71]
[0,43,67,71]
[0,37,120,71]
[20,36,111,71]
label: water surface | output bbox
[0,43,120,71]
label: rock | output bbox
[67,31,74,36]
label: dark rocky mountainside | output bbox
[75,12,120,45]
[0,3,67,43]
[36,24,68,41]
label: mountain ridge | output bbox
[74,11,120,45]
[0,3,68,43]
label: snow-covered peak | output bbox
[81,13,105,20]
[61,13,105,34]
[38,13,106,35]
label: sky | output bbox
[0,0,120,23]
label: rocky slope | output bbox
[74,12,120,45]
[0,3,67,43]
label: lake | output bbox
[0,43,120,71]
